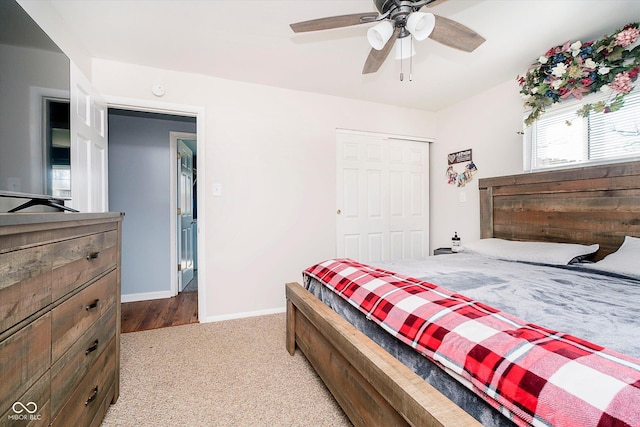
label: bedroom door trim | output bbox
[104,95,207,320]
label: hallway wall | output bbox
[108,109,196,299]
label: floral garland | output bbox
[518,22,640,126]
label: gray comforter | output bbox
[376,254,640,358]
[304,254,640,427]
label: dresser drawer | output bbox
[1,213,122,427]
[0,313,51,418]
[51,304,116,416]
[0,369,51,427]
[0,245,52,334]
[51,337,116,427]
[51,270,117,362]
[51,230,118,300]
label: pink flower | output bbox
[615,27,639,47]
[581,77,593,86]
[610,71,633,94]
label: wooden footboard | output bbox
[286,282,481,427]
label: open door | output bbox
[69,63,108,212]
[177,138,195,291]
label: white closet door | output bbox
[388,138,430,260]
[336,130,430,263]
[69,63,108,212]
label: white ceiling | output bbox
[50,0,640,112]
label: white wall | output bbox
[430,79,524,250]
[91,59,437,320]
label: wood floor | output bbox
[121,291,198,333]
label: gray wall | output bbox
[108,109,196,297]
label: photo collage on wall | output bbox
[446,149,478,187]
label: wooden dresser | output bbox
[0,213,123,427]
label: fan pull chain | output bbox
[409,36,413,82]
[398,35,414,82]
[399,39,404,81]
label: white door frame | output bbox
[105,96,207,320]
[171,131,197,295]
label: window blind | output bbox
[527,89,640,170]
[589,89,640,161]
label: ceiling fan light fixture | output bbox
[367,20,394,50]
[289,1,486,77]
[406,12,435,41]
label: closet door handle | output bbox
[86,251,100,260]
[85,339,99,355]
[85,386,98,406]
[86,299,99,311]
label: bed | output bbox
[285,160,640,427]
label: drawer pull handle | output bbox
[85,386,98,406]
[85,339,99,355]
[86,299,100,311]
[86,252,100,260]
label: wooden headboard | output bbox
[479,160,640,260]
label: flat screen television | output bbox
[0,0,71,212]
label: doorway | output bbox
[108,109,198,311]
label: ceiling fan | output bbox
[290,0,485,75]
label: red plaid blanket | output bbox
[304,259,640,427]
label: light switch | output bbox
[212,183,222,196]
[459,192,466,203]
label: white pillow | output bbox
[587,236,640,278]
[460,238,599,266]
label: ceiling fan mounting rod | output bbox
[391,0,426,13]
[388,1,424,36]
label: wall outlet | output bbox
[212,183,222,196]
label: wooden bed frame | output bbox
[480,160,640,259]
[286,160,640,427]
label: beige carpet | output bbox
[101,313,352,427]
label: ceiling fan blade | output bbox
[424,0,449,7]
[290,12,379,33]
[362,27,400,74]
[429,15,485,52]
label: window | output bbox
[524,89,640,171]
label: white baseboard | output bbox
[203,306,285,323]
[121,290,174,303]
